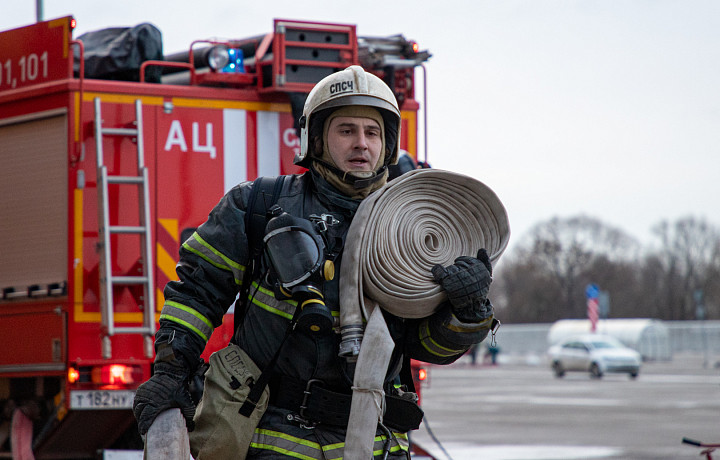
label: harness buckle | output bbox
[300,379,323,419]
[286,378,324,429]
[309,214,340,233]
[286,412,317,430]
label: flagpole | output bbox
[36,0,43,22]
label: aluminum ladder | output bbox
[94,97,155,359]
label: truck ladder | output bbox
[94,97,155,359]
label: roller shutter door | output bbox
[0,113,68,292]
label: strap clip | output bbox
[286,412,317,430]
[299,379,324,420]
[490,318,501,347]
[286,378,324,429]
[309,213,340,233]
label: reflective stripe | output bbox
[248,282,342,329]
[182,232,246,285]
[251,428,408,459]
[374,432,409,457]
[159,300,214,343]
[251,429,320,460]
[322,441,344,459]
[249,282,297,320]
[446,314,495,333]
[419,320,465,358]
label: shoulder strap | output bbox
[245,176,285,260]
[233,176,286,334]
[233,175,297,418]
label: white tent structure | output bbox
[547,319,672,361]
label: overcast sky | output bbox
[3,0,719,253]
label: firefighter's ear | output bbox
[312,136,323,156]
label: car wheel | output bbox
[552,361,565,378]
[590,363,603,379]
[629,371,639,379]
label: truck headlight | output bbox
[207,45,230,71]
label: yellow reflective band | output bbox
[249,282,298,320]
[160,300,214,342]
[182,232,245,284]
[323,440,344,451]
[251,428,409,459]
[182,241,230,271]
[256,429,319,448]
[159,314,209,343]
[373,444,408,456]
[252,429,321,460]
[419,321,465,358]
[251,297,294,320]
[250,443,316,460]
[191,232,245,271]
[254,282,298,306]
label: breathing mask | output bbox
[263,205,335,333]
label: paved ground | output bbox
[410,353,720,459]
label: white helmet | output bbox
[295,65,401,168]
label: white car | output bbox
[547,334,641,379]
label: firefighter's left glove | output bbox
[432,248,493,323]
[133,341,197,435]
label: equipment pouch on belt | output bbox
[189,343,268,460]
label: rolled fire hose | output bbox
[146,408,192,459]
[339,168,510,459]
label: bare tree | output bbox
[637,254,668,319]
[494,215,720,323]
[521,215,638,315]
[493,257,563,323]
[650,216,720,320]
[495,215,640,322]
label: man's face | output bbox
[326,116,383,173]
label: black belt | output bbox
[269,376,424,432]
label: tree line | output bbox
[492,215,720,324]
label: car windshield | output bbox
[590,340,620,349]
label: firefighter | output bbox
[133,65,495,459]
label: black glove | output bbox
[133,337,197,435]
[432,248,493,323]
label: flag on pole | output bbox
[585,284,599,333]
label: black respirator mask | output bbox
[263,205,335,334]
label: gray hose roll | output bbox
[340,168,510,326]
[340,168,510,458]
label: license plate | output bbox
[70,390,135,409]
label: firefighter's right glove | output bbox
[133,340,197,435]
[431,248,493,323]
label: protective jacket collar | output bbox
[310,168,362,214]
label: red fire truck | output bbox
[0,16,430,458]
